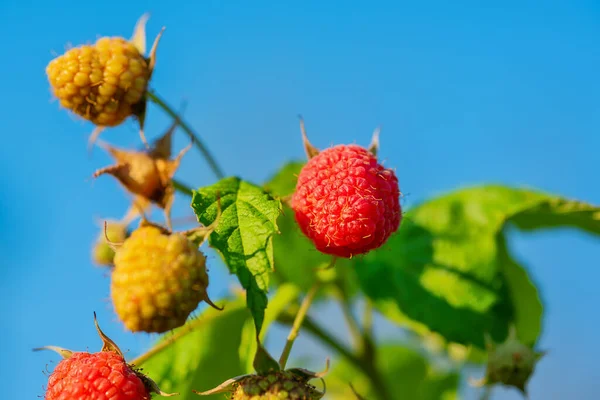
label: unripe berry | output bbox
[231,371,323,400]
[92,220,128,267]
[46,15,163,146]
[111,223,215,333]
[46,37,149,128]
[484,327,545,394]
[470,326,545,396]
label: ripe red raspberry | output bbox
[45,351,150,400]
[37,314,176,400]
[292,141,401,258]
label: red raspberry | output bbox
[291,144,401,257]
[45,351,150,400]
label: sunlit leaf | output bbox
[191,177,281,333]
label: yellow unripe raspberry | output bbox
[47,37,148,127]
[91,220,129,267]
[46,14,163,147]
[111,224,214,333]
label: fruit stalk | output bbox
[278,282,321,369]
[146,90,225,179]
[278,311,394,400]
[172,178,194,196]
[333,285,363,349]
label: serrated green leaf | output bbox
[135,298,248,400]
[357,185,600,348]
[326,345,459,400]
[239,284,300,373]
[264,161,305,198]
[191,177,281,333]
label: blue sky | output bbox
[1,1,599,399]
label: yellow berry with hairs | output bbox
[111,224,212,333]
[46,37,149,127]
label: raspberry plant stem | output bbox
[172,178,194,196]
[129,306,228,366]
[146,90,225,180]
[333,285,363,349]
[278,282,321,369]
[363,299,374,336]
[278,311,393,400]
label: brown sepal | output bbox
[93,126,189,230]
[298,115,320,159]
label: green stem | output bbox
[296,316,363,367]
[363,299,374,336]
[277,312,393,400]
[278,283,321,369]
[480,386,492,400]
[172,178,194,197]
[147,90,225,180]
[334,286,363,349]
[129,307,225,366]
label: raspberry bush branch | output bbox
[277,308,394,400]
[278,282,321,369]
[333,284,363,349]
[146,90,225,180]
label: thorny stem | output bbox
[278,282,321,369]
[147,90,225,180]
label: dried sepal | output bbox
[287,357,330,380]
[193,375,250,395]
[298,115,320,159]
[130,13,150,55]
[253,338,281,375]
[93,124,188,229]
[93,312,124,357]
[367,126,381,156]
[32,346,74,359]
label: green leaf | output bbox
[326,345,459,400]
[357,185,600,348]
[135,298,249,400]
[191,177,282,333]
[497,233,543,346]
[264,161,305,198]
[239,284,300,373]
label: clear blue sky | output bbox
[1,1,599,399]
